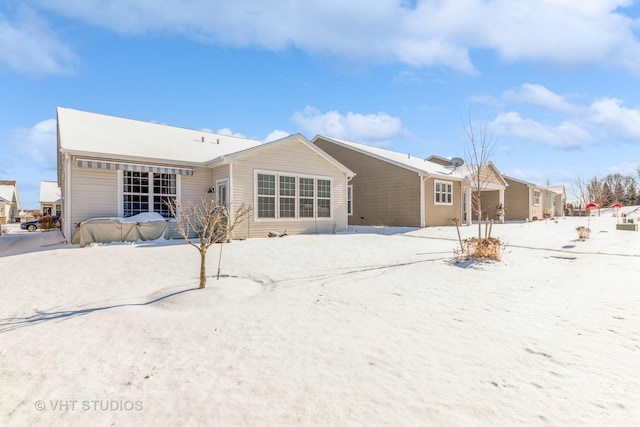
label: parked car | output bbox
[20,216,60,232]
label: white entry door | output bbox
[216,179,229,208]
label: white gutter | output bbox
[420,177,426,228]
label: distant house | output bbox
[57,108,354,242]
[503,176,566,221]
[39,181,62,217]
[0,180,21,224]
[312,136,470,227]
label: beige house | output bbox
[57,108,354,242]
[426,155,508,226]
[503,176,566,221]
[0,180,21,224]
[312,136,467,227]
[39,181,62,217]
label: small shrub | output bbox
[38,216,58,231]
[576,226,590,239]
[0,225,7,236]
[455,237,506,262]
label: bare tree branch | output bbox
[168,198,251,288]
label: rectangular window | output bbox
[317,179,331,218]
[299,177,314,218]
[255,171,333,220]
[257,173,276,218]
[279,176,296,218]
[534,189,541,205]
[434,180,453,205]
[123,171,176,217]
[347,185,353,216]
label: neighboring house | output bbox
[0,180,21,224]
[546,185,567,218]
[40,181,62,217]
[503,176,566,221]
[312,136,466,227]
[57,108,354,242]
[426,155,509,226]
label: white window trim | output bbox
[254,169,334,222]
[347,184,353,216]
[434,180,453,206]
[117,170,181,217]
[534,189,541,206]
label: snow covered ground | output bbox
[1,209,639,426]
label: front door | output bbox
[216,179,229,208]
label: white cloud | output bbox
[589,98,640,141]
[490,112,592,149]
[0,6,77,75]
[264,130,289,142]
[291,106,404,143]
[216,128,246,139]
[503,84,578,113]
[23,0,640,74]
[10,118,58,169]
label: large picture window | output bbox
[434,180,453,205]
[256,171,333,220]
[123,171,176,217]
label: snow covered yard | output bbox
[1,213,639,426]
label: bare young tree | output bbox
[572,176,589,216]
[462,112,497,239]
[168,198,251,288]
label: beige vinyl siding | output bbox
[69,162,118,240]
[503,178,531,221]
[231,139,348,238]
[477,165,504,188]
[531,188,544,220]
[479,190,502,220]
[314,139,421,227]
[424,178,462,226]
[180,167,213,205]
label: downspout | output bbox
[528,186,533,221]
[420,176,426,228]
[63,153,72,242]
[346,175,353,232]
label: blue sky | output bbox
[2,0,640,208]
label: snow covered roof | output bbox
[547,185,566,197]
[313,136,462,180]
[0,181,17,205]
[57,107,264,165]
[215,133,355,178]
[39,181,61,203]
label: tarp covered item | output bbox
[72,212,168,247]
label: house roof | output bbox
[0,181,18,206]
[546,185,566,197]
[40,181,61,203]
[212,133,355,178]
[312,135,463,180]
[57,107,264,165]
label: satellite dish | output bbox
[451,157,465,167]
